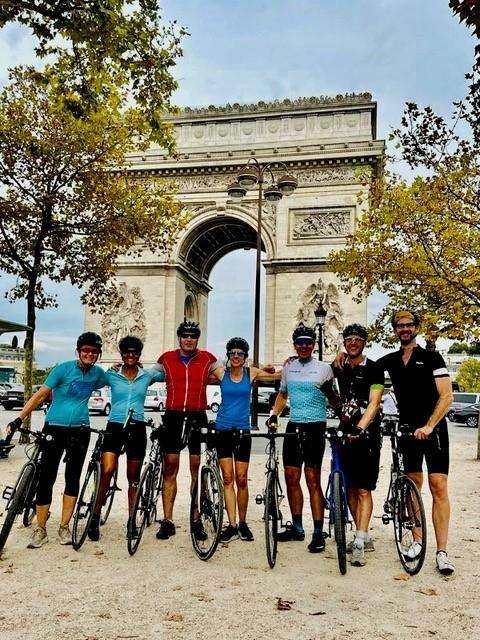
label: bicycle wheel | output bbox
[127,464,153,556]
[264,470,279,568]
[100,467,118,526]
[190,464,224,561]
[332,471,347,575]
[0,463,35,552]
[393,476,427,575]
[148,457,163,526]
[72,462,100,551]
[22,470,38,528]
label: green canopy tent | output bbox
[0,319,30,335]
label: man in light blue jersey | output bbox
[267,323,340,553]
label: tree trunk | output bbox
[20,280,36,443]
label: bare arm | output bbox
[271,390,288,417]
[18,386,52,422]
[357,388,383,431]
[250,366,282,383]
[209,366,224,383]
[415,377,453,440]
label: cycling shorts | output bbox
[340,430,382,491]
[282,421,326,469]
[161,410,206,455]
[215,429,252,463]
[101,420,147,461]
[400,419,449,475]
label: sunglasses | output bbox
[180,333,198,339]
[294,339,314,347]
[228,350,246,358]
[395,322,415,329]
[344,337,365,344]
[79,347,100,355]
[121,350,141,357]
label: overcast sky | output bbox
[0,1,475,366]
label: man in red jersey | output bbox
[153,320,223,540]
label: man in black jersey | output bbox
[332,324,384,567]
[377,311,454,575]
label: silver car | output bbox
[144,387,166,412]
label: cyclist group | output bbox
[2,310,455,576]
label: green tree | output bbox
[449,342,470,354]
[0,64,187,431]
[32,366,53,386]
[0,1,187,144]
[456,358,480,392]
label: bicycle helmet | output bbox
[118,335,143,354]
[342,324,368,341]
[292,323,316,342]
[176,318,201,338]
[226,337,249,356]
[77,332,103,351]
[391,310,420,328]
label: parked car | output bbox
[447,392,480,421]
[144,387,166,412]
[1,384,24,410]
[88,388,111,416]
[207,386,221,413]
[450,403,479,427]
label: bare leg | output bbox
[60,494,77,526]
[126,459,143,515]
[355,488,373,533]
[348,487,360,528]
[94,452,118,515]
[428,473,450,551]
[219,457,236,525]
[304,466,325,521]
[162,453,180,521]
[235,461,249,523]
[36,504,50,529]
[284,466,303,517]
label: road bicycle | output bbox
[0,425,52,552]
[251,428,292,568]
[72,426,107,551]
[127,418,163,555]
[99,408,136,526]
[190,422,224,561]
[381,417,427,575]
[324,424,350,575]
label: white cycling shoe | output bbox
[403,541,422,560]
[436,550,455,576]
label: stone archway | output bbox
[85,95,384,364]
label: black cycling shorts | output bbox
[161,410,206,455]
[282,421,326,470]
[101,420,147,461]
[340,430,382,491]
[215,429,252,464]
[400,419,449,475]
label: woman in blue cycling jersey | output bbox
[210,338,280,543]
[87,336,164,541]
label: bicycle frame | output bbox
[325,429,350,534]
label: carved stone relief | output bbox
[290,207,352,241]
[295,279,344,356]
[101,283,147,352]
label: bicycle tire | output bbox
[190,464,224,561]
[393,475,427,575]
[148,457,163,526]
[22,469,39,528]
[332,471,347,575]
[264,470,279,568]
[100,467,118,526]
[72,462,100,551]
[127,464,153,556]
[0,463,35,552]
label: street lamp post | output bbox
[314,301,327,361]
[228,159,297,428]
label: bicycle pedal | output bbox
[2,485,14,500]
[382,514,390,525]
[255,494,264,505]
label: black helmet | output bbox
[77,332,103,351]
[226,337,249,356]
[118,335,143,354]
[342,324,368,341]
[176,319,201,338]
[292,323,316,342]
[390,310,421,328]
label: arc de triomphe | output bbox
[85,94,384,364]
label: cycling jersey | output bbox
[280,357,333,423]
[332,358,385,427]
[154,349,221,411]
[106,367,165,423]
[44,360,108,427]
[377,346,450,427]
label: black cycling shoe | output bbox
[87,514,100,542]
[192,519,208,541]
[238,522,254,541]
[156,519,176,540]
[277,523,305,542]
[308,531,326,553]
[220,524,239,543]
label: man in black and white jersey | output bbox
[377,311,454,575]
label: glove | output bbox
[6,417,22,437]
[265,414,278,430]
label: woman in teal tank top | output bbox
[210,338,281,543]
